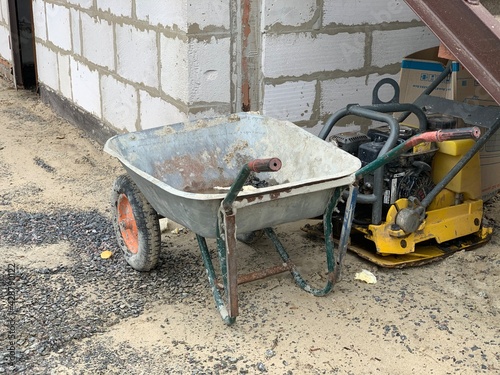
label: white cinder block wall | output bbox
[1,0,439,137]
[0,0,12,81]
[261,0,438,130]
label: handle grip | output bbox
[247,158,282,173]
[435,127,481,142]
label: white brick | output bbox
[371,27,438,67]
[46,4,71,51]
[70,9,81,55]
[263,80,317,121]
[0,25,11,62]
[262,32,365,78]
[160,35,189,102]
[116,24,158,88]
[67,0,93,9]
[36,44,58,90]
[187,0,230,30]
[139,91,187,130]
[101,74,137,132]
[81,13,114,69]
[188,37,231,103]
[0,0,8,24]
[32,0,46,41]
[262,0,316,29]
[323,0,419,25]
[136,0,187,31]
[97,0,131,17]
[70,58,101,117]
[58,53,72,99]
[320,73,399,115]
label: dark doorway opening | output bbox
[8,0,36,89]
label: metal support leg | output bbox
[264,186,345,296]
[196,234,236,326]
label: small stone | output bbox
[265,349,275,359]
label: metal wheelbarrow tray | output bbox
[104,113,361,324]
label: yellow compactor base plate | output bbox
[301,222,493,268]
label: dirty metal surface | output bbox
[405,0,500,105]
[104,113,360,237]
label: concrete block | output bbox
[46,4,71,51]
[188,37,231,104]
[1,0,8,24]
[67,0,93,9]
[116,24,159,88]
[70,9,81,55]
[136,0,187,31]
[32,0,46,41]
[81,13,114,69]
[160,35,189,102]
[320,73,398,116]
[263,80,317,122]
[371,26,438,68]
[101,74,137,132]
[323,0,419,25]
[262,0,317,29]
[70,58,101,117]
[139,91,187,130]
[58,53,72,99]
[97,0,131,17]
[36,43,58,90]
[263,32,365,78]
[187,0,230,30]
[0,25,11,62]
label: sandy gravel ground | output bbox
[0,80,499,374]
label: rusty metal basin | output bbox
[104,113,361,238]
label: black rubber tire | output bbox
[111,174,161,271]
[237,230,265,245]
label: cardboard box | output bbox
[398,46,500,200]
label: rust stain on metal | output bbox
[241,0,251,112]
[270,192,281,200]
[236,263,293,285]
[243,195,263,203]
[152,154,233,193]
[224,214,239,317]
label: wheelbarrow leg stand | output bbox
[196,231,237,326]
[196,208,243,325]
[197,185,357,324]
[264,185,355,296]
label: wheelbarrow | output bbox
[104,112,480,325]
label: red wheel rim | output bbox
[117,193,139,254]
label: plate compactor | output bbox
[304,75,500,268]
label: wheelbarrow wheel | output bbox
[237,230,264,244]
[111,174,161,271]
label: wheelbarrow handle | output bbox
[248,158,282,173]
[433,127,481,142]
[222,157,282,212]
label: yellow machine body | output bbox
[349,139,493,267]
[358,197,485,255]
